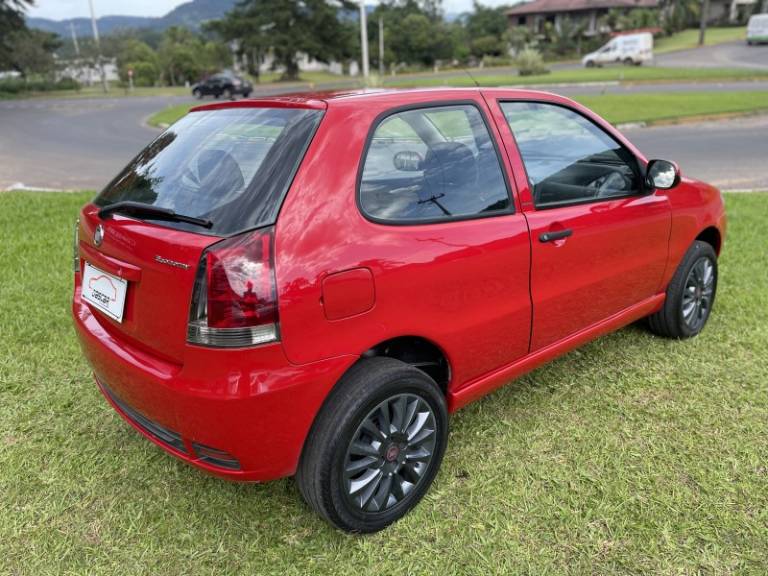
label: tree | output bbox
[373,0,454,69]
[158,27,226,85]
[5,29,61,79]
[211,0,356,81]
[0,0,33,69]
[117,39,160,86]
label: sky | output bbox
[26,0,500,21]
[27,0,200,20]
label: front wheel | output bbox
[648,240,718,338]
[296,357,448,533]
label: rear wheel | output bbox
[648,240,718,338]
[223,88,233,100]
[585,60,596,68]
[193,88,202,99]
[623,57,634,66]
[296,357,448,533]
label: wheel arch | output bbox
[360,335,451,394]
[696,226,722,255]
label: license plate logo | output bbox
[81,262,128,323]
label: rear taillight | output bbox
[187,227,279,348]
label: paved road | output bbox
[655,40,768,70]
[0,96,185,191]
[625,114,768,191]
[1,81,766,191]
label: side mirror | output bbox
[646,159,681,190]
[393,150,424,172]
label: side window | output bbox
[359,104,510,223]
[500,101,642,209]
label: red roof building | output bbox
[507,0,659,35]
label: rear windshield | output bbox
[94,107,323,236]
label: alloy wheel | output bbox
[682,256,715,331]
[342,393,437,513]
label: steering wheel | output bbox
[593,170,630,198]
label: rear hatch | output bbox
[77,103,324,362]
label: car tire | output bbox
[193,88,202,99]
[243,91,252,98]
[223,88,233,100]
[624,57,634,66]
[296,357,448,533]
[648,240,718,339]
[585,60,595,68]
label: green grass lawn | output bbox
[2,72,351,101]
[654,26,747,54]
[577,91,768,125]
[385,65,768,89]
[0,84,194,100]
[256,70,350,85]
[1,191,767,575]
[148,90,768,129]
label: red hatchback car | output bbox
[73,88,725,532]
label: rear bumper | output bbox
[73,290,355,482]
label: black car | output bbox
[192,74,253,99]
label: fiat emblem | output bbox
[94,224,104,247]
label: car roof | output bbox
[190,87,560,113]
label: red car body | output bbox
[73,88,726,483]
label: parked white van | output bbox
[582,32,654,67]
[747,14,768,45]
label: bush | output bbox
[481,55,514,68]
[0,79,25,94]
[516,48,549,76]
[120,61,159,87]
[56,77,80,91]
[0,76,81,95]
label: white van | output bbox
[747,14,768,45]
[582,32,654,67]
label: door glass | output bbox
[500,102,641,208]
[359,104,510,222]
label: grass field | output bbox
[148,90,768,129]
[1,191,767,575]
[385,65,768,88]
[576,91,768,124]
[654,26,747,54]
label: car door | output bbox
[276,97,533,386]
[487,96,671,351]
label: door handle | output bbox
[539,229,573,243]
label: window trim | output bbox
[356,100,516,226]
[497,99,649,211]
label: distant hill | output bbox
[27,0,237,37]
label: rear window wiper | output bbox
[98,201,213,229]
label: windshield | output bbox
[95,107,323,236]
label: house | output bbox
[506,0,759,35]
[507,0,660,36]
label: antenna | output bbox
[462,67,480,88]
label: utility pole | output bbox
[359,0,369,80]
[378,16,384,77]
[70,21,80,57]
[88,0,109,93]
[698,0,710,46]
